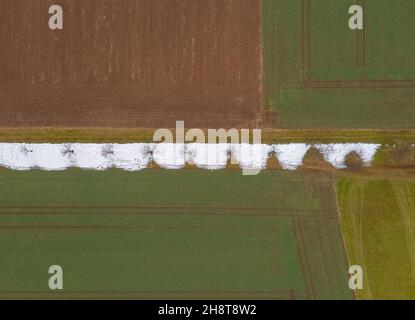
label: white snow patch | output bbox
[315,143,381,169]
[111,144,151,171]
[0,143,71,171]
[153,143,185,169]
[273,144,311,170]
[230,144,272,170]
[186,143,229,170]
[0,143,382,171]
[70,144,111,170]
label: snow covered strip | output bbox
[0,143,381,171]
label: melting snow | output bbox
[186,143,229,170]
[230,144,272,171]
[153,143,185,169]
[273,144,311,170]
[315,144,381,169]
[0,143,382,171]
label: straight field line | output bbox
[301,80,415,89]
[0,225,281,230]
[0,205,320,212]
[0,290,306,297]
[293,217,317,299]
[301,0,311,79]
[0,211,338,220]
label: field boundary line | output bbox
[301,0,311,80]
[0,290,306,298]
[0,225,282,230]
[293,217,317,299]
[302,80,415,89]
[0,205,321,212]
[357,0,367,69]
[0,210,339,220]
[0,290,304,294]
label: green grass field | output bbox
[263,0,415,129]
[337,174,415,299]
[0,169,352,299]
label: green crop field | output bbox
[0,169,352,299]
[337,175,415,299]
[262,0,415,129]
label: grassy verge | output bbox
[336,174,415,299]
[0,128,414,144]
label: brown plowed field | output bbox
[0,0,262,128]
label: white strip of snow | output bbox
[0,143,382,171]
[70,144,110,170]
[230,144,272,170]
[153,143,185,169]
[315,144,381,169]
[273,144,311,170]
[186,143,229,170]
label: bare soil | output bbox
[0,0,262,128]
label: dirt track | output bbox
[0,0,262,128]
